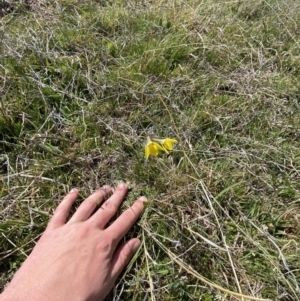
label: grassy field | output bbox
[1,0,300,300]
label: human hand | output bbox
[0,183,146,301]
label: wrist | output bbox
[0,284,51,301]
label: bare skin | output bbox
[0,183,146,301]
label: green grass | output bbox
[1,0,300,300]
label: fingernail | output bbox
[70,188,78,193]
[138,196,147,203]
[132,240,141,252]
[102,185,111,192]
[117,182,126,190]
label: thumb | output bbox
[111,238,141,279]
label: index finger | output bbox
[107,196,147,240]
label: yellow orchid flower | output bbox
[145,136,165,159]
[153,138,178,152]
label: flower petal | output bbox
[162,138,178,150]
[145,145,150,159]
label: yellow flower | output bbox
[145,136,165,159]
[153,138,178,153]
[161,138,178,151]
